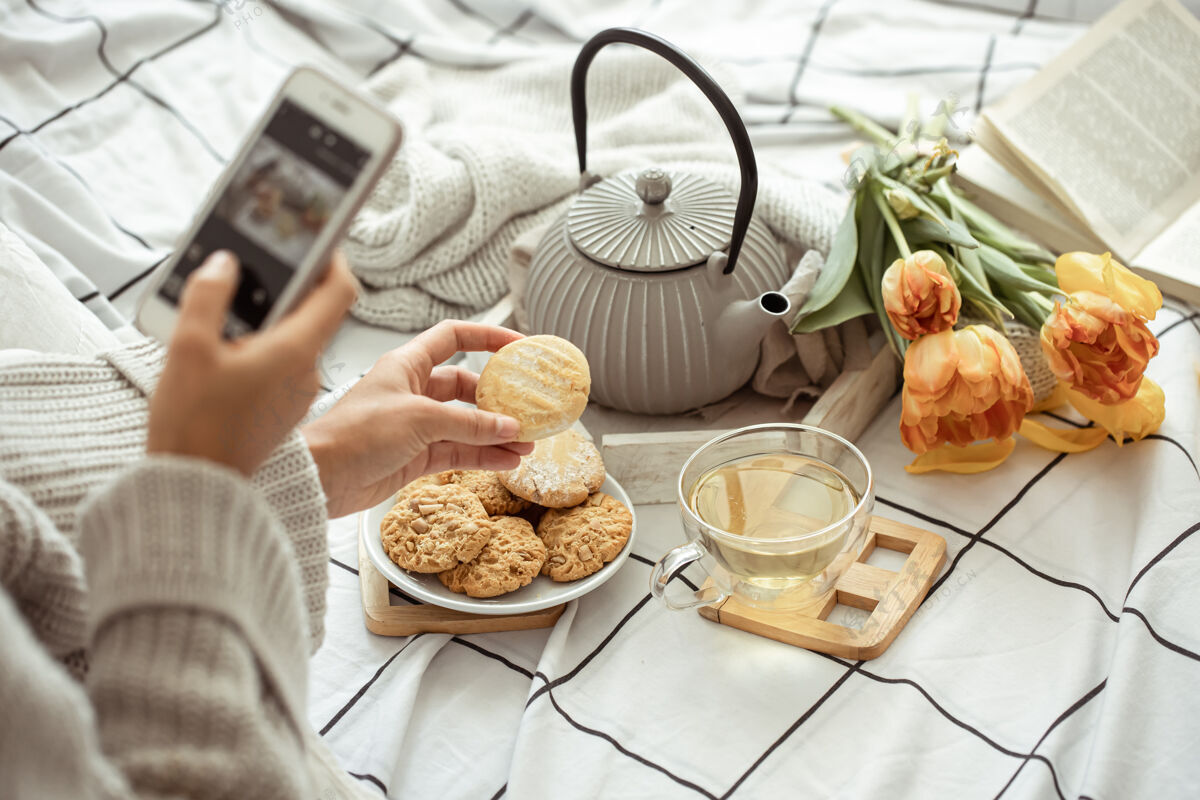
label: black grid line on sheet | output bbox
[630,551,700,591]
[974,34,998,114]
[925,452,1067,598]
[368,36,415,78]
[1153,311,1200,338]
[23,0,227,164]
[1125,520,1200,602]
[319,634,426,736]
[1011,0,1039,35]
[880,498,1200,647]
[1121,606,1200,663]
[544,686,721,799]
[449,635,536,679]
[1143,434,1200,481]
[720,662,862,799]
[327,555,541,679]
[108,255,170,301]
[710,447,1068,798]
[489,8,534,45]
[348,771,388,794]
[994,678,1105,799]
[0,1,220,148]
[328,556,416,604]
[822,655,1072,800]
[780,0,839,124]
[525,594,654,707]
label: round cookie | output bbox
[437,515,548,598]
[381,484,493,573]
[475,335,590,442]
[536,492,633,582]
[444,470,531,516]
[499,429,605,508]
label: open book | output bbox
[959,0,1200,305]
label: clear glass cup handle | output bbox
[650,541,727,610]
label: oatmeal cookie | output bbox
[443,470,531,516]
[499,429,605,508]
[437,515,547,598]
[475,335,590,442]
[380,484,492,573]
[536,492,633,582]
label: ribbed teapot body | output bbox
[526,215,789,415]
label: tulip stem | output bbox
[830,104,898,149]
[872,185,913,259]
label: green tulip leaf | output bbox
[790,271,874,333]
[901,216,979,249]
[791,197,859,325]
[978,245,1059,294]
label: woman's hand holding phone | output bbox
[147,250,357,476]
[301,321,536,519]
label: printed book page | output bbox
[1132,199,1200,305]
[979,0,1200,259]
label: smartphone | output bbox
[137,66,401,341]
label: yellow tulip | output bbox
[900,325,1034,455]
[1055,252,1162,321]
[1065,377,1165,445]
[882,250,962,341]
[1040,290,1159,404]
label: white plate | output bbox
[358,475,638,615]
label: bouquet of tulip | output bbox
[793,104,1167,473]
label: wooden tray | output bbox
[358,536,566,636]
[698,516,946,660]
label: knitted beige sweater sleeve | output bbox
[0,340,330,655]
[0,457,313,799]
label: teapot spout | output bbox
[714,290,791,356]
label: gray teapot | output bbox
[526,28,792,415]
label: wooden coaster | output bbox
[358,536,566,636]
[697,516,946,660]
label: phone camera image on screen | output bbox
[159,99,369,333]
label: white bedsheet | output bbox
[2,2,1199,798]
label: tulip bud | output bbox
[881,250,961,340]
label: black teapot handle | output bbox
[571,27,756,276]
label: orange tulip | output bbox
[900,325,1034,455]
[1040,290,1159,404]
[882,250,962,340]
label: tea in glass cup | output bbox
[651,424,874,612]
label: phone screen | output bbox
[158,98,370,333]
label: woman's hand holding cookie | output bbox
[302,320,535,518]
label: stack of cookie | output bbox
[379,335,633,598]
[380,431,633,597]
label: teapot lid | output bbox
[566,168,735,272]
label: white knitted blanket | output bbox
[345,51,841,330]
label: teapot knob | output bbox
[635,168,672,205]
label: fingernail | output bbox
[495,416,520,439]
[198,250,236,280]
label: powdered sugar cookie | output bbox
[499,429,604,508]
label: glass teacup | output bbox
[651,424,874,613]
